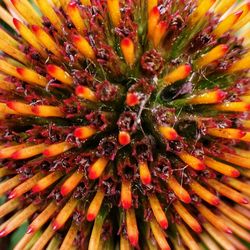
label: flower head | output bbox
[0,0,249,249]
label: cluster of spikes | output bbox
[0,0,249,249]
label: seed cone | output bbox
[0,0,249,249]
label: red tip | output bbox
[10,0,17,6]
[241,198,249,204]
[141,176,151,185]
[194,225,202,234]
[43,149,51,157]
[26,226,34,234]
[72,34,81,43]
[6,101,15,110]
[225,227,232,234]
[75,85,85,95]
[169,130,178,140]
[46,64,57,74]
[31,25,40,33]
[216,89,226,102]
[32,185,41,193]
[128,235,138,247]
[16,67,25,76]
[159,220,168,229]
[182,195,192,204]
[247,2,250,11]
[122,200,131,209]
[211,197,220,206]
[0,229,7,238]
[8,191,16,199]
[121,37,132,47]
[239,130,247,138]
[31,106,40,116]
[126,93,139,106]
[74,128,83,138]
[68,1,77,8]
[235,10,243,18]
[13,18,21,29]
[118,131,131,146]
[221,44,229,52]
[88,168,98,180]
[197,162,206,171]
[86,213,96,222]
[184,64,192,75]
[52,221,60,231]
[60,186,69,196]
[11,151,21,160]
[69,1,76,7]
[246,104,250,111]
[231,169,240,177]
[150,6,160,16]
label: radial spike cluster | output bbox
[0,0,249,249]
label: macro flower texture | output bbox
[0,0,250,249]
